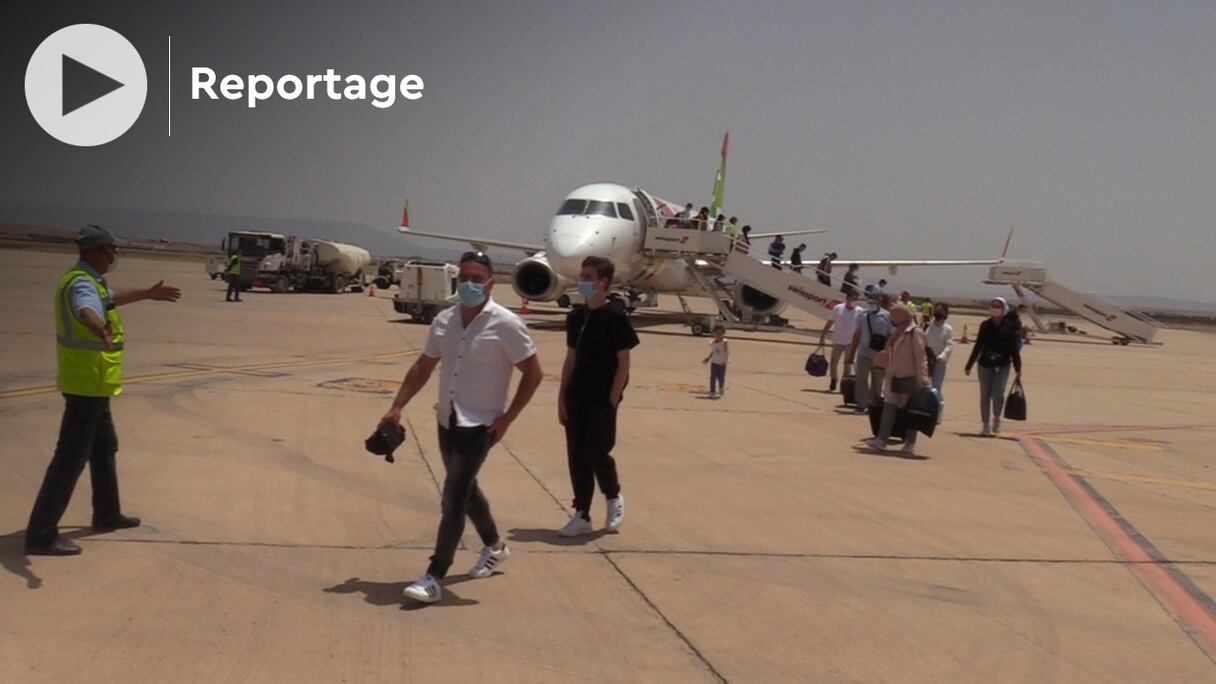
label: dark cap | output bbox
[74,224,127,250]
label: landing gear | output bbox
[690,321,707,336]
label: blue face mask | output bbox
[457,281,487,307]
[577,280,597,299]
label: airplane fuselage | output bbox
[544,182,697,294]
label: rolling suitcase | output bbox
[840,375,857,406]
[867,403,909,441]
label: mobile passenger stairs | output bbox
[640,225,844,337]
[984,262,1162,346]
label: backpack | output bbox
[865,312,888,352]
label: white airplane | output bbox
[397,133,998,318]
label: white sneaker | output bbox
[605,495,625,533]
[864,437,888,452]
[992,419,1002,435]
[402,574,442,603]
[558,512,594,538]
[981,423,992,437]
[469,544,510,579]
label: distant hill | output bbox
[0,205,467,260]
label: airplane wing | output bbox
[750,229,828,240]
[842,259,1000,267]
[397,226,544,255]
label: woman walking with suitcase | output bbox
[865,306,930,455]
[964,297,1023,436]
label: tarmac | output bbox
[2,247,1214,683]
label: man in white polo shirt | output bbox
[818,289,862,392]
[379,251,543,604]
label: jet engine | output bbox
[511,256,570,302]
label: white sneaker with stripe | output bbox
[605,495,625,533]
[470,544,510,579]
[402,574,442,603]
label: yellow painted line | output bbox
[1068,467,1216,491]
[1041,435,1164,452]
[0,350,418,400]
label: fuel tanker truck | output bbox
[258,236,371,293]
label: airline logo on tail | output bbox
[400,200,410,228]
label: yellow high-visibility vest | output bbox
[55,266,124,397]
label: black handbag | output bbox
[1003,379,1027,421]
[365,423,406,463]
[805,348,828,376]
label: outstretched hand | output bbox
[148,280,182,302]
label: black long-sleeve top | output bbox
[965,316,1023,374]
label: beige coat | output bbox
[881,323,930,408]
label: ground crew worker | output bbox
[225,250,242,302]
[25,225,182,556]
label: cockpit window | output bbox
[586,200,616,218]
[558,198,618,218]
[557,199,587,215]
[616,203,634,221]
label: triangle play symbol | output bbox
[62,54,125,116]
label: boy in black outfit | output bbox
[557,256,639,537]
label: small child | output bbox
[702,324,729,398]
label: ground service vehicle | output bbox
[392,261,458,323]
[259,237,371,293]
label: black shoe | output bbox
[92,514,141,531]
[829,380,838,392]
[26,539,82,556]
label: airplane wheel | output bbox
[691,322,706,336]
[557,295,571,308]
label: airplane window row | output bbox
[556,199,635,221]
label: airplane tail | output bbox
[400,200,410,228]
[708,132,728,218]
[1000,225,1014,261]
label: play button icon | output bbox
[25,24,147,147]
[62,54,126,116]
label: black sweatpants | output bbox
[426,422,499,580]
[564,401,621,518]
[26,395,122,547]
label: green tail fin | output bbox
[709,132,728,218]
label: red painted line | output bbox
[1017,435,1216,662]
[1025,423,1216,436]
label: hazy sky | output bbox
[2,1,1214,301]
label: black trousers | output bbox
[426,422,499,580]
[564,401,621,517]
[26,395,123,547]
[225,275,241,300]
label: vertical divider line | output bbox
[167,35,172,137]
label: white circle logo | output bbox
[25,24,148,147]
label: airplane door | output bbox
[633,193,654,242]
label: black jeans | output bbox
[225,275,241,300]
[426,422,499,580]
[564,400,621,518]
[26,395,122,547]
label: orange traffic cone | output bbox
[521,299,530,314]
[367,285,375,298]
[960,325,971,344]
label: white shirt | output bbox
[926,320,955,362]
[709,338,728,364]
[423,298,537,427]
[829,303,862,346]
